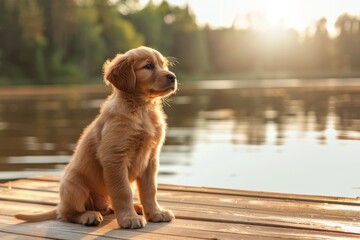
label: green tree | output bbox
[128,1,208,74]
[126,1,165,51]
[0,0,46,84]
[37,0,78,84]
[95,0,144,57]
[66,2,106,83]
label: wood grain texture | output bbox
[0,177,360,239]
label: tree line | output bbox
[0,0,359,85]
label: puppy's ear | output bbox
[103,55,136,92]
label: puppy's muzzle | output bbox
[166,73,177,90]
[166,74,176,84]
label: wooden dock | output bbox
[0,176,360,239]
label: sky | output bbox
[140,0,360,37]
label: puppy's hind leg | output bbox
[58,182,103,226]
[134,203,144,215]
[88,192,113,216]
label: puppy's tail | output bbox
[14,208,57,222]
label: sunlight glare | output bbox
[264,1,302,29]
[142,0,360,37]
[230,0,308,32]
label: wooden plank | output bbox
[0,213,255,240]
[0,200,54,215]
[28,176,360,206]
[1,200,359,240]
[0,187,59,205]
[158,184,360,206]
[0,216,205,240]
[1,186,360,236]
[2,178,360,239]
[0,232,45,240]
[2,179,59,192]
[2,180,360,221]
[0,202,248,240]
[2,180,360,223]
[0,221,179,240]
[1,187,356,226]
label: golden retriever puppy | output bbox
[14,46,177,229]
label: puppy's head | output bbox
[103,46,177,99]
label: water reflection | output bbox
[0,81,359,197]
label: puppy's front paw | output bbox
[117,213,146,229]
[146,209,175,222]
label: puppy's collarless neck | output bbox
[114,90,162,109]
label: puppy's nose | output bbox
[166,74,176,83]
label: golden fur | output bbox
[14,46,177,229]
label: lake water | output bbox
[0,79,359,197]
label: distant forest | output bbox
[0,0,360,85]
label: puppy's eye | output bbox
[145,63,154,70]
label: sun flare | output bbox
[232,0,308,30]
[158,0,360,37]
[263,1,303,29]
